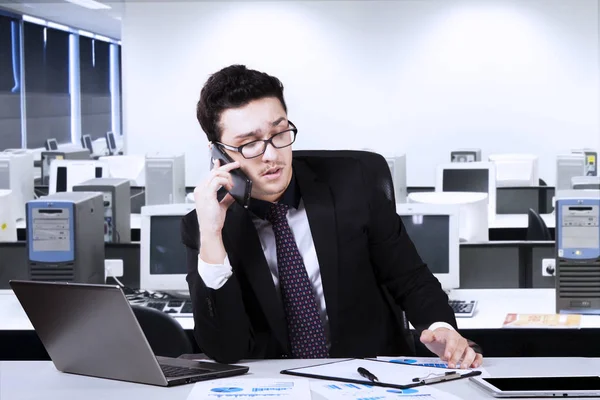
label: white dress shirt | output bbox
[197,200,453,348]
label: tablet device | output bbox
[470,376,600,398]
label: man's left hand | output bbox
[420,328,483,369]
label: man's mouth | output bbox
[262,167,283,179]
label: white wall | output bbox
[122,0,599,186]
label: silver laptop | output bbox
[10,280,249,386]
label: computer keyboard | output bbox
[131,298,193,317]
[160,364,210,378]
[448,299,477,318]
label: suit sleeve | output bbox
[363,163,457,331]
[180,212,254,363]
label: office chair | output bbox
[526,208,552,241]
[292,150,415,355]
[539,178,547,186]
[131,305,194,358]
[293,150,396,203]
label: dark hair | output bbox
[196,65,288,143]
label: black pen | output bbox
[357,367,379,382]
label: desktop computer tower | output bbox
[555,197,600,314]
[385,155,407,203]
[0,150,34,221]
[451,149,481,163]
[41,149,91,185]
[0,190,17,241]
[26,191,105,283]
[556,154,586,191]
[144,153,186,206]
[73,178,131,243]
[572,149,597,177]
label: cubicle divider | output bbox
[408,186,555,214]
[459,241,555,289]
[1,241,556,291]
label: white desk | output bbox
[3,289,600,332]
[490,213,555,229]
[2,357,600,399]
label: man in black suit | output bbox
[182,65,483,368]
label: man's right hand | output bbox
[194,158,240,264]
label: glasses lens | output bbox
[241,141,265,158]
[272,130,295,148]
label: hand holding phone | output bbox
[210,145,252,209]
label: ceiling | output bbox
[0,0,123,39]
[0,0,413,40]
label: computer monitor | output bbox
[451,149,481,163]
[45,138,58,151]
[99,155,145,186]
[105,131,117,155]
[140,203,195,294]
[396,203,460,290]
[407,191,489,242]
[81,134,94,154]
[0,150,34,221]
[385,154,407,203]
[436,162,496,222]
[488,153,539,187]
[48,159,109,194]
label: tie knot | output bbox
[266,203,289,225]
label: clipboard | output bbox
[280,358,481,390]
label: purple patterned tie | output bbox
[266,203,329,358]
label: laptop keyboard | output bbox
[449,299,477,318]
[132,299,193,316]
[160,364,211,378]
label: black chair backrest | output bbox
[131,305,193,358]
[293,149,415,354]
[292,150,395,203]
[527,208,552,240]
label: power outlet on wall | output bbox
[542,258,556,277]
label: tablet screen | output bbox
[483,377,600,391]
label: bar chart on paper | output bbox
[310,381,463,400]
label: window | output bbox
[0,14,22,150]
[80,36,110,140]
[24,22,71,148]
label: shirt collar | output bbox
[248,168,301,220]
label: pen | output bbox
[357,367,379,382]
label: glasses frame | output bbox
[214,121,298,159]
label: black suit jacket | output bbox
[181,155,457,363]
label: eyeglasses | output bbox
[215,121,298,159]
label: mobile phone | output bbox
[210,145,252,208]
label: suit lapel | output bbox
[294,160,340,341]
[222,204,290,354]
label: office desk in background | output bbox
[3,289,600,359]
[1,357,600,400]
[491,213,555,229]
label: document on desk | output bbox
[502,313,581,329]
[281,359,480,389]
[311,380,463,400]
[376,357,490,377]
[187,378,311,399]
